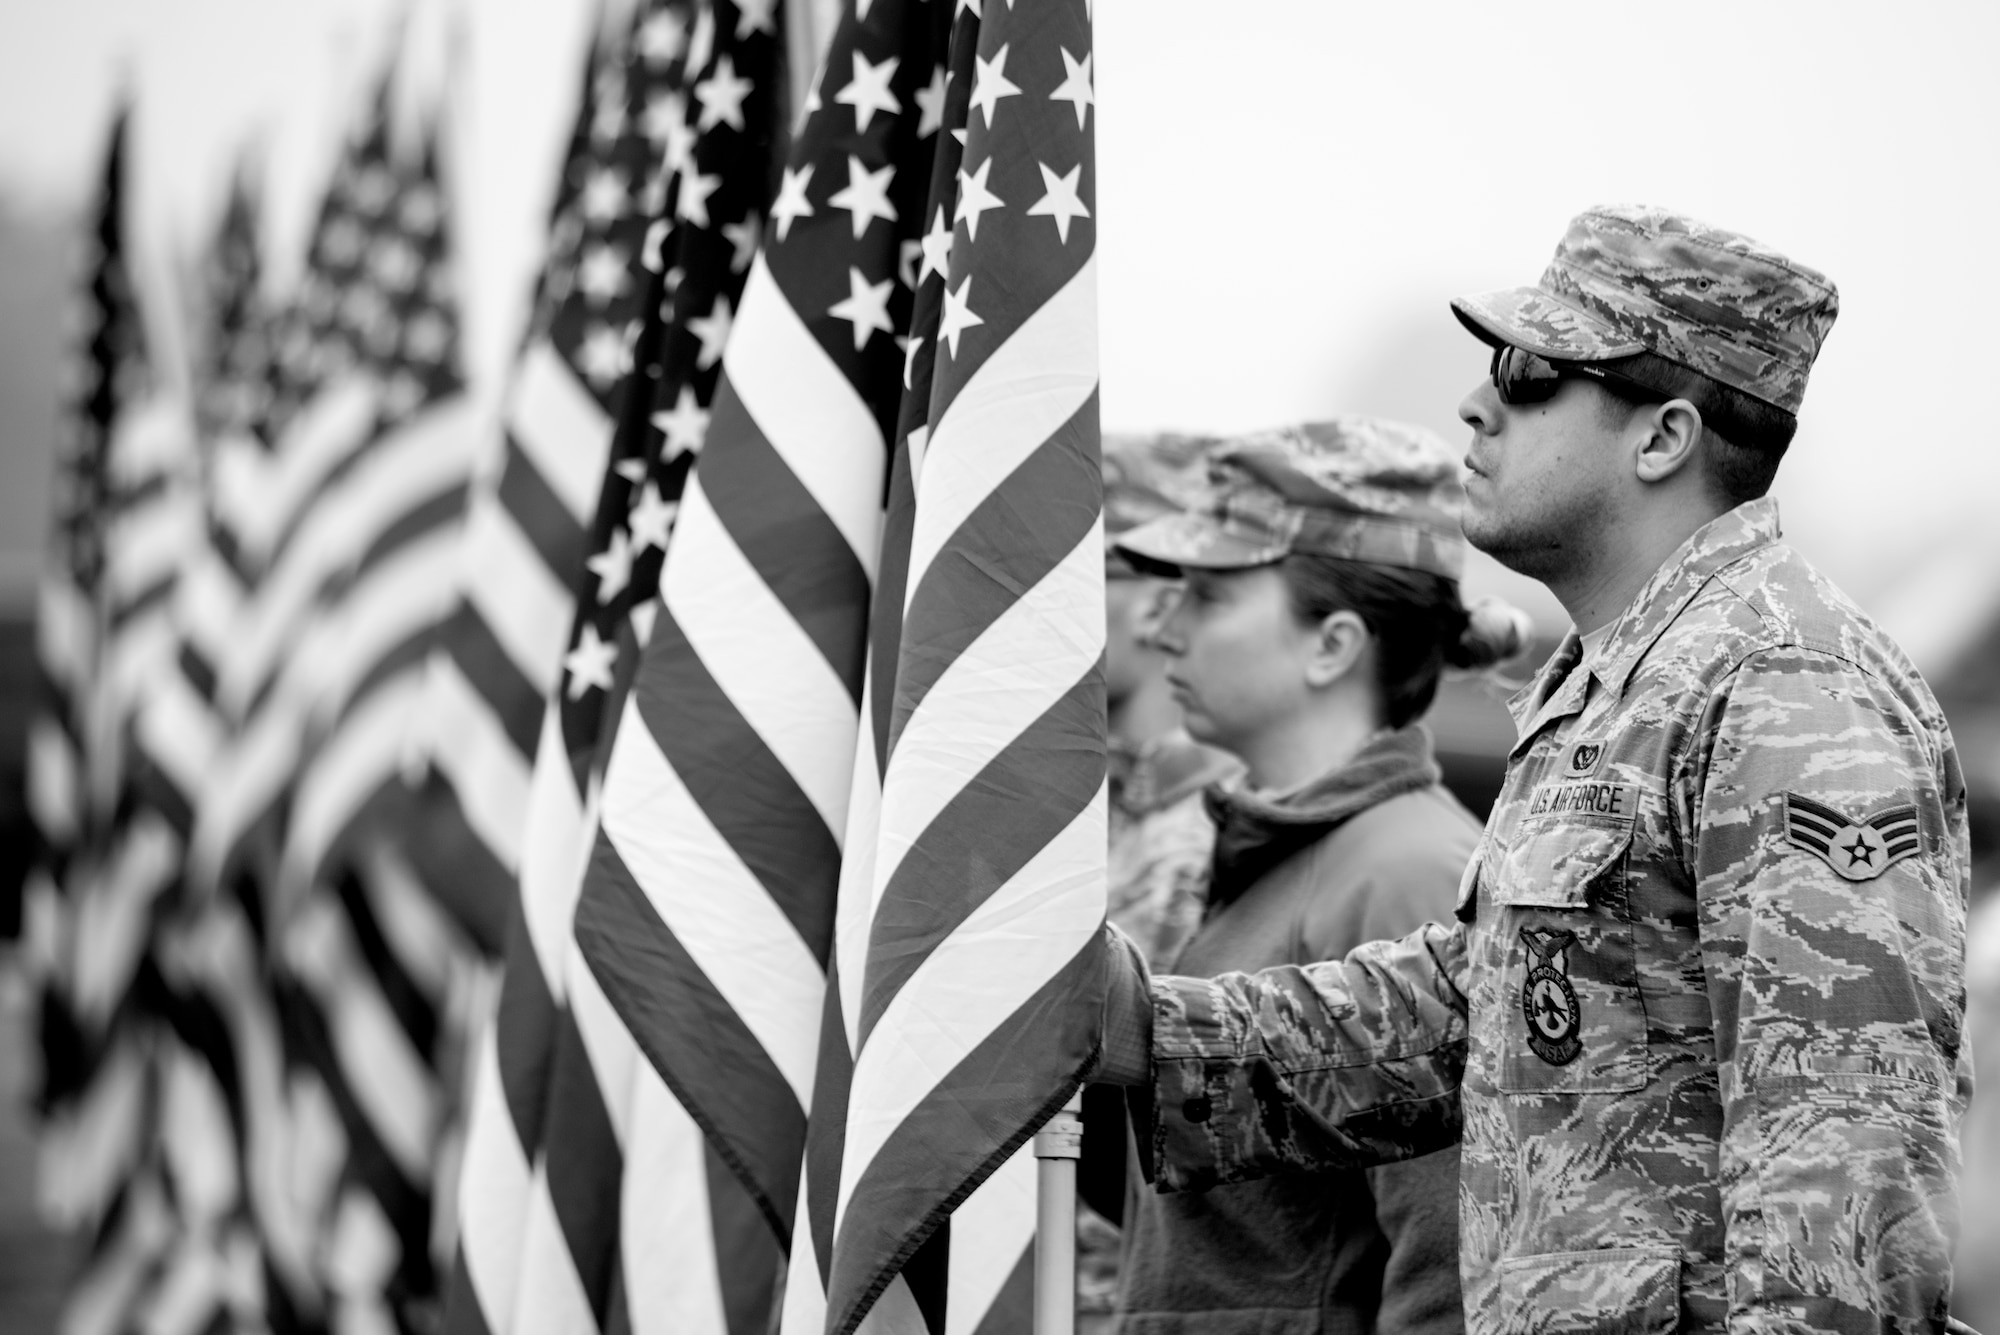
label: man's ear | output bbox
[1303,609,1369,689]
[1633,399,1704,484]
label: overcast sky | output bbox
[3,0,1996,663]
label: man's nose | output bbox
[1458,376,1501,436]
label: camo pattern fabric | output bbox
[1142,498,1971,1335]
[1113,416,1469,579]
[1451,205,1840,413]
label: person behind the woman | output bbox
[1078,435,1244,1331]
[1102,417,1527,1335]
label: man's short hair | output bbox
[1593,351,1796,506]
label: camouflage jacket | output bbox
[1142,499,1971,1334]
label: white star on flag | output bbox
[828,266,896,350]
[968,43,1021,129]
[399,184,441,233]
[899,332,923,389]
[642,90,687,146]
[723,214,762,273]
[696,55,755,132]
[955,157,1005,239]
[835,50,902,133]
[663,113,700,176]
[1049,48,1094,128]
[637,7,687,63]
[771,164,815,240]
[898,238,923,289]
[578,322,633,386]
[587,527,637,603]
[652,384,712,460]
[938,274,984,357]
[914,64,948,139]
[735,0,778,37]
[829,155,898,240]
[1026,162,1090,242]
[578,243,631,300]
[920,206,953,284]
[676,168,723,229]
[627,482,678,552]
[590,82,626,145]
[580,165,630,223]
[688,293,733,369]
[563,623,618,699]
[371,237,420,290]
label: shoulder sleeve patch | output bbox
[1783,792,1922,882]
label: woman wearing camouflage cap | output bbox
[1099,416,1526,1335]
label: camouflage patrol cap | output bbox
[1451,205,1839,413]
[1104,432,1214,537]
[1112,416,1468,580]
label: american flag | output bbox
[26,106,134,1183]
[173,75,489,1331]
[447,2,791,1332]
[795,1,1104,1331]
[442,21,644,1329]
[27,105,184,1321]
[565,0,1106,1332]
[28,111,283,1335]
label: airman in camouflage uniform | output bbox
[1096,206,1971,1334]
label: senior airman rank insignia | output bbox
[1519,927,1582,1066]
[1783,793,1922,882]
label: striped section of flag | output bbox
[27,110,186,1292]
[28,109,283,1335]
[448,3,790,1332]
[423,5,640,918]
[167,75,492,1330]
[571,9,955,1329]
[800,2,1106,1332]
[25,107,132,1153]
[447,7,693,1333]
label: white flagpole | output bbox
[1032,1092,1085,1335]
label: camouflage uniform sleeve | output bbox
[1689,645,1969,1334]
[1147,921,1471,1193]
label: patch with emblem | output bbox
[1562,740,1606,779]
[1783,794,1921,882]
[1519,927,1583,1066]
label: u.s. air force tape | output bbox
[1527,781,1636,820]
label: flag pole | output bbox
[1033,1091,1085,1335]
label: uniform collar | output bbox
[1506,497,1781,747]
[1203,724,1439,907]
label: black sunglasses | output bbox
[1488,345,1667,407]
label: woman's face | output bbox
[1149,565,1321,756]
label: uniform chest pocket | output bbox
[1488,817,1649,1096]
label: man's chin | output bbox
[1467,525,1575,584]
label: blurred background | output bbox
[1,0,1996,1330]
